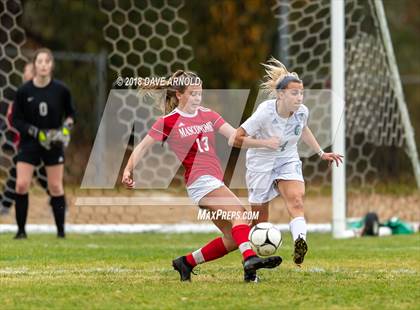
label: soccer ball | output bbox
[249,222,282,256]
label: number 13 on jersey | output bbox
[196,136,209,152]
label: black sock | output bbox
[15,193,28,234]
[50,195,66,235]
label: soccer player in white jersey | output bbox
[230,57,343,266]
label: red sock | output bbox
[231,224,256,261]
[185,237,228,267]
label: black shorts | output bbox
[16,141,64,166]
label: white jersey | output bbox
[241,99,309,172]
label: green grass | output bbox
[0,233,419,309]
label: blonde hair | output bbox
[260,57,301,96]
[139,70,201,114]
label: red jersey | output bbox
[147,106,226,186]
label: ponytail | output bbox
[138,70,201,114]
[260,57,301,96]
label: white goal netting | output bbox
[1,0,418,230]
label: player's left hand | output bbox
[51,119,73,148]
[50,123,72,148]
[321,152,344,167]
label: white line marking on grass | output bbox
[0,267,29,275]
[291,267,418,275]
[0,267,138,276]
[308,267,326,273]
[0,223,332,233]
[86,243,100,248]
[390,268,417,274]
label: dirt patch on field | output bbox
[0,189,418,225]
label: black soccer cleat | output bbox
[244,270,259,283]
[172,256,195,282]
[293,236,308,266]
[57,231,66,238]
[13,231,27,239]
[243,255,282,273]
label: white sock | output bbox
[289,216,307,241]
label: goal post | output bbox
[331,0,347,238]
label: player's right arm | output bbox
[228,127,280,149]
[122,134,156,189]
[228,104,280,149]
[12,87,47,144]
[12,88,33,137]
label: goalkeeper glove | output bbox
[28,125,51,150]
[50,123,72,149]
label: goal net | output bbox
[0,0,418,234]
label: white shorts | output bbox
[246,160,304,204]
[186,175,225,204]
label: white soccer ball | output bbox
[248,222,282,256]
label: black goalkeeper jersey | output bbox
[13,79,76,141]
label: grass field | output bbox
[0,232,419,309]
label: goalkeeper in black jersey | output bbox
[0,62,50,216]
[12,48,76,239]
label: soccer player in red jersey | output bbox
[122,70,282,282]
